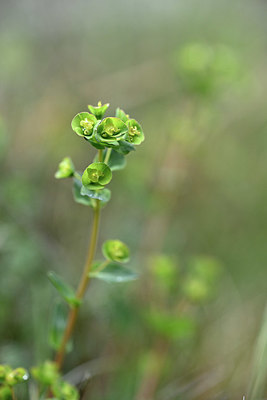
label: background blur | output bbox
[1,0,267,399]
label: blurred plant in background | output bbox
[1,0,267,399]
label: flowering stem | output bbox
[104,148,112,164]
[54,151,103,370]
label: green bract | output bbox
[115,107,129,123]
[55,157,75,179]
[102,239,130,263]
[71,112,97,138]
[82,162,112,190]
[95,117,128,146]
[88,101,109,120]
[126,119,144,145]
[90,262,137,283]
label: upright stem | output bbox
[54,151,103,369]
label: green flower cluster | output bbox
[71,101,144,152]
[55,102,145,209]
[31,361,78,400]
[0,365,28,399]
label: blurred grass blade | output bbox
[247,304,267,399]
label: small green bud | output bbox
[0,386,12,400]
[52,380,79,400]
[126,119,144,145]
[102,239,130,263]
[5,368,28,386]
[71,112,97,138]
[55,157,75,179]
[31,361,59,386]
[88,101,110,120]
[115,107,129,123]
[82,162,112,190]
[95,117,128,146]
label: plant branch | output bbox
[54,151,103,370]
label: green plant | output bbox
[52,102,144,370]
[0,102,144,400]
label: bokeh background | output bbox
[1,0,267,399]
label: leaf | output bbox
[115,140,136,155]
[49,301,72,352]
[80,186,111,203]
[48,271,81,307]
[89,262,138,283]
[72,177,95,207]
[107,150,127,171]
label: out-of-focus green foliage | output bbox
[1,0,267,398]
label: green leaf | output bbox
[90,262,138,283]
[102,239,130,263]
[48,271,81,307]
[80,186,111,203]
[106,149,126,171]
[72,177,95,207]
[49,301,72,352]
[115,140,136,155]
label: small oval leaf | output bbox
[73,177,95,207]
[48,271,81,307]
[80,186,111,203]
[89,262,138,283]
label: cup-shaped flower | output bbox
[71,112,97,138]
[88,101,110,120]
[82,162,112,190]
[55,157,75,179]
[95,117,128,146]
[126,119,144,145]
[102,239,130,263]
